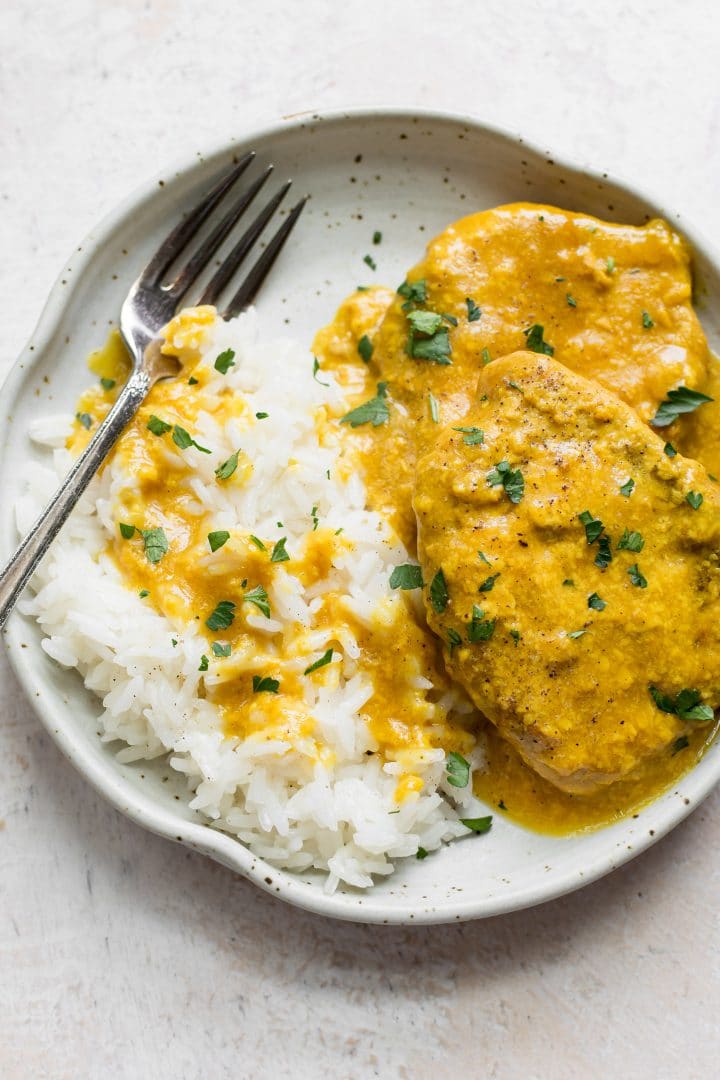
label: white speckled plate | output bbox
[3,109,720,924]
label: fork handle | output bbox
[0,371,150,630]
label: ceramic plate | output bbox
[3,108,720,924]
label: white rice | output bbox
[17,309,485,891]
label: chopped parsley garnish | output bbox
[255,412,268,420]
[304,648,333,675]
[447,628,462,653]
[215,450,240,480]
[672,736,690,755]
[208,530,230,552]
[198,655,209,672]
[188,376,199,386]
[651,386,713,427]
[271,537,290,563]
[340,382,390,427]
[429,569,449,613]
[76,412,92,430]
[508,381,523,392]
[363,254,376,271]
[578,510,604,544]
[214,348,236,374]
[617,528,644,552]
[372,230,382,245]
[628,563,648,588]
[595,536,613,568]
[389,564,424,590]
[358,335,373,363]
[510,629,521,645]
[100,377,116,391]
[142,527,168,564]
[172,425,211,454]
[147,415,172,436]
[619,478,635,497]
[588,593,606,611]
[445,751,470,788]
[428,392,440,423]
[465,297,481,322]
[312,357,329,386]
[486,460,524,504]
[568,629,587,639]
[244,585,271,618]
[468,605,495,642]
[139,589,149,599]
[478,551,491,566]
[453,425,484,445]
[119,522,136,540]
[407,310,443,336]
[416,847,429,860]
[212,642,232,658]
[478,573,500,592]
[460,816,493,834]
[407,324,452,365]
[566,293,577,308]
[523,324,554,356]
[606,256,615,274]
[206,599,236,631]
[249,535,266,551]
[441,312,458,326]
[686,491,703,510]
[481,347,492,365]
[562,579,575,587]
[397,278,427,309]
[311,505,319,530]
[649,686,714,723]
[664,442,677,458]
[641,311,654,330]
[252,674,279,693]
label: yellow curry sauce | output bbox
[69,310,475,800]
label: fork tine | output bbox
[198,181,292,306]
[143,151,256,284]
[223,197,308,319]
[167,165,274,303]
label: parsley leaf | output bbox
[588,593,606,611]
[363,254,377,271]
[358,335,373,363]
[138,589,149,599]
[523,324,554,356]
[566,293,577,308]
[397,279,427,308]
[76,412,93,430]
[628,563,648,588]
[100,377,116,391]
[147,415,172,436]
[271,537,290,563]
[445,751,470,788]
[664,442,677,458]
[617,528,644,552]
[595,536,613,568]
[312,357,329,386]
[119,522,136,540]
[172,425,211,454]
[208,530,230,552]
[212,642,232,658]
[478,573,500,593]
[686,491,703,510]
[487,460,524,504]
[304,648,333,675]
[465,297,481,322]
[672,735,689,755]
[481,347,492,365]
[389,564,424,590]
[641,311,654,330]
[429,569,449,613]
[340,383,390,428]
[651,386,713,427]
[649,686,714,723]
[249,535,266,551]
[244,584,270,618]
[460,816,493,834]
[619,478,635,497]
[579,510,604,544]
[468,605,495,642]
[407,326,452,365]
[215,450,240,480]
[416,847,429,860]
[606,256,616,274]
[453,426,484,446]
[407,310,444,336]
[568,629,587,639]
[198,655,209,671]
[428,392,440,423]
[478,551,491,566]
[214,349,236,374]
[372,230,382,245]
[141,527,168,564]
[252,674,279,693]
[447,628,462,653]
[206,599,236,631]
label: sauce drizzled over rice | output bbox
[18,306,484,891]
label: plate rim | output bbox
[3,105,720,925]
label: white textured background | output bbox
[2,2,720,1077]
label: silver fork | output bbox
[0,152,307,629]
